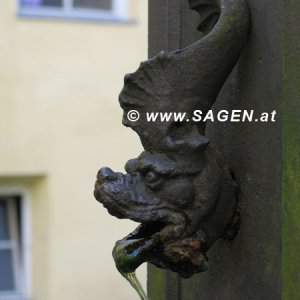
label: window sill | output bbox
[18,10,136,25]
[0,293,25,300]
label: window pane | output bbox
[21,0,63,7]
[0,201,9,240]
[43,0,63,7]
[0,250,15,291]
[73,0,112,10]
[21,0,41,5]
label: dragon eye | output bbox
[145,171,158,183]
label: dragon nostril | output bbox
[97,167,117,181]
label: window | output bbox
[0,193,30,300]
[18,0,129,21]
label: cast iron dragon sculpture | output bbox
[94,0,249,283]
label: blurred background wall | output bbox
[0,0,147,299]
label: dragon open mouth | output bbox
[112,222,166,275]
[126,222,166,240]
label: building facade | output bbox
[0,1,147,299]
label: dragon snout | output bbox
[97,167,118,182]
[94,167,119,204]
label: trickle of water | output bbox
[113,238,153,300]
[122,271,149,300]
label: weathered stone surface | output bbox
[94,0,249,279]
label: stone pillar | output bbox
[147,0,300,299]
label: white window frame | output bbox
[18,0,129,22]
[0,188,31,300]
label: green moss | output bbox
[147,264,165,300]
[282,1,300,298]
[283,114,300,299]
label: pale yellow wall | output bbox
[0,0,148,299]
